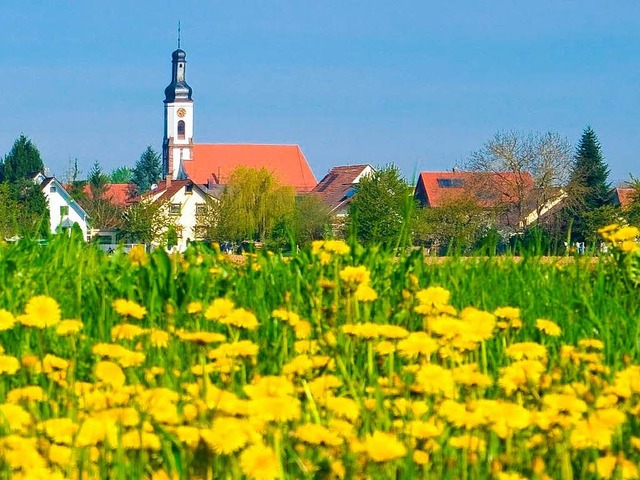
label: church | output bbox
[161,46,318,193]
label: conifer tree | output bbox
[570,126,612,211]
[1,134,45,183]
[565,127,616,243]
[131,146,162,194]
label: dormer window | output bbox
[177,120,185,140]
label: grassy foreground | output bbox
[0,229,639,479]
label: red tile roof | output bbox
[415,171,535,207]
[616,187,635,209]
[311,165,373,212]
[184,144,317,193]
[83,183,133,207]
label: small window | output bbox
[169,203,181,216]
[195,226,207,239]
[60,205,69,217]
[196,204,206,215]
[437,178,464,188]
[185,184,193,194]
[50,186,57,193]
[177,120,185,140]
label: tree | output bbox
[11,179,50,237]
[292,194,333,247]
[414,195,494,254]
[83,162,123,229]
[213,167,295,243]
[131,147,162,195]
[1,134,45,183]
[110,166,133,184]
[625,177,640,227]
[348,165,415,247]
[0,184,18,239]
[466,131,573,233]
[121,199,176,246]
[567,127,613,242]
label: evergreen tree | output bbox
[131,147,162,194]
[110,166,133,184]
[568,127,613,241]
[1,134,45,183]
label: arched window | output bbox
[177,120,185,140]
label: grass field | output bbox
[0,226,639,479]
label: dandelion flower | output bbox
[0,309,15,331]
[95,361,126,388]
[219,308,259,330]
[536,319,561,337]
[355,283,378,302]
[204,298,235,320]
[112,299,147,320]
[0,355,20,375]
[22,295,61,328]
[363,431,407,462]
[239,443,280,480]
[56,319,83,336]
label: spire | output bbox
[164,33,192,103]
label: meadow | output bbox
[0,226,639,479]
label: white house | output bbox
[144,178,213,251]
[34,173,90,239]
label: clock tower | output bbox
[163,46,194,180]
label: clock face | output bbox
[176,107,187,118]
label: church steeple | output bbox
[162,33,194,181]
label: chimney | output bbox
[166,172,172,189]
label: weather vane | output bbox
[177,21,181,49]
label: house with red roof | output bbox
[414,170,566,232]
[82,183,133,208]
[141,178,212,251]
[161,47,317,195]
[311,164,375,216]
[615,187,635,209]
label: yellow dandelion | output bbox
[56,319,83,336]
[21,295,61,328]
[355,283,378,302]
[339,265,371,285]
[148,328,170,348]
[0,309,16,331]
[0,355,20,375]
[95,360,126,388]
[219,308,259,330]
[112,299,147,320]
[362,431,407,462]
[111,323,146,341]
[187,301,203,314]
[536,318,562,337]
[204,298,235,320]
[239,443,280,480]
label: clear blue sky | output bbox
[2,1,638,184]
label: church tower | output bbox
[163,43,194,180]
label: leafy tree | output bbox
[110,166,133,184]
[121,199,176,246]
[11,179,50,237]
[213,167,295,243]
[567,127,613,241]
[347,165,415,247]
[84,162,123,229]
[625,177,640,227]
[64,158,87,203]
[131,147,162,195]
[466,131,573,233]
[293,194,333,247]
[414,195,493,254]
[1,134,45,183]
[0,184,18,239]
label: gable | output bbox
[184,144,318,193]
[312,164,374,211]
